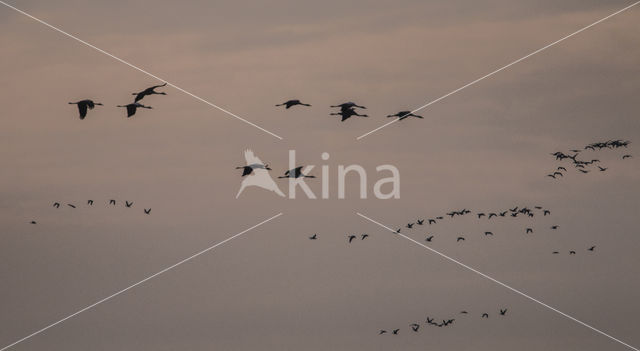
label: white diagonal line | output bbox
[0,212,283,351]
[356,212,639,351]
[0,1,283,140]
[357,1,640,140]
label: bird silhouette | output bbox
[53,202,60,208]
[557,166,567,171]
[526,228,533,234]
[67,204,76,208]
[387,111,423,120]
[348,235,356,243]
[309,234,317,240]
[622,154,632,159]
[482,313,489,318]
[597,166,608,172]
[109,199,116,205]
[278,166,315,179]
[392,329,399,335]
[330,107,368,121]
[395,228,401,234]
[379,330,387,335]
[117,102,152,118]
[68,100,103,119]
[457,236,465,242]
[551,225,559,230]
[552,251,559,254]
[125,201,133,208]
[410,323,420,332]
[144,208,151,214]
[132,82,167,102]
[361,234,369,240]
[460,311,468,314]
[484,231,493,236]
[236,150,284,198]
[275,99,311,109]
[30,220,36,224]
[428,219,436,224]
[417,219,424,225]
[500,309,507,316]
[87,200,93,205]
[569,250,576,255]
[406,223,414,229]
[425,235,434,242]
[588,246,595,251]
[543,210,550,216]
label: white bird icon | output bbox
[236,149,285,198]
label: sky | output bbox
[1,0,639,350]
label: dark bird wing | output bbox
[126,104,136,117]
[78,103,88,119]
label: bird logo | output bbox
[236,149,285,199]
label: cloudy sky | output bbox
[1,0,639,350]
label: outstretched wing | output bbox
[244,149,264,166]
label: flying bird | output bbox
[425,235,433,242]
[53,202,60,208]
[132,82,167,102]
[482,313,489,318]
[406,223,414,229]
[500,309,507,316]
[387,111,423,120]
[543,210,551,216]
[117,102,152,118]
[348,235,356,243]
[125,201,133,208]
[87,200,93,205]
[526,228,533,234]
[30,220,37,224]
[588,246,595,251]
[569,250,576,255]
[457,236,465,242]
[484,231,493,236]
[275,99,311,109]
[622,154,632,159]
[309,234,317,240]
[392,329,399,335]
[361,234,369,240]
[68,99,103,119]
[551,225,559,230]
[144,208,151,214]
[109,199,116,205]
[597,166,608,172]
[236,150,285,198]
[67,204,76,208]
[417,219,424,225]
[278,166,315,179]
[330,107,368,121]
[379,330,387,335]
[410,323,420,332]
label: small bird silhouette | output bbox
[68,99,103,119]
[569,250,576,255]
[275,99,311,109]
[417,219,424,225]
[330,107,368,121]
[348,235,356,243]
[87,200,93,205]
[406,223,414,229]
[132,82,167,102]
[551,225,559,230]
[588,246,595,251]
[484,231,493,236]
[500,309,507,316]
[526,228,533,234]
[392,329,400,335]
[361,234,369,240]
[109,200,116,205]
[125,201,133,208]
[30,220,37,224]
[482,313,489,318]
[622,154,632,159]
[410,323,420,332]
[425,235,433,242]
[543,210,550,216]
[379,330,387,335]
[144,208,151,214]
[309,234,317,240]
[457,236,465,242]
[395,228,401,234]
[67,204,76,208]
[387,111,423,120]
[552,251,559,254]
[278,166,315,179]
[597,166,608,172]
[53,202,60,208]
[117,102,152,118]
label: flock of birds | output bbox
[70,87,424,123]
[547,139,632,179]
[379,307,509,335]
[305,205,596,256]
[29,199,150,224]
[68,83,167,119]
